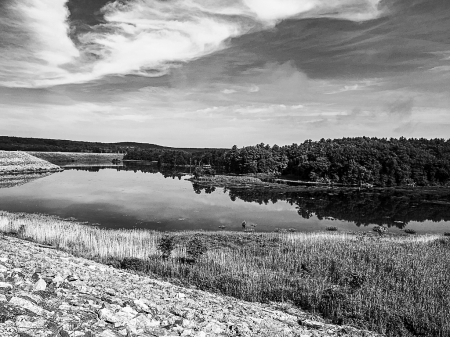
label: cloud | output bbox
[0,0,385,88]
[243,0,383,23]
[387,98,414,117]
[0,0,79,87]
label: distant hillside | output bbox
[0,136,225,153]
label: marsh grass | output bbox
[1,211,449,336]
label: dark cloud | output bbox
[225,0,450,79]
[387,98,414,117]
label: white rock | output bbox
[53,274,64,285]
[195,332,207,337]
[9,297,48,316]
[299,319,325,329]
[203,321,225,334]
[15,315,47,332]
[0,282,12,289]
[121,306,138,315]
[134,298,150,313]
[0,257,7,263]
[33,279,47,291]
[0,294,7,302]
[99,308,119,324]
[181,328,194,336]
[0,264,7,273]
[99,330,119,337]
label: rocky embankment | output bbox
[0,235,381,337]
[0,151,61,175]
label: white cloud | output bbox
[0,0,385,88]
[243,0,383,23]
[222,89,237,94]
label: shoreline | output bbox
[0,167,63,175]
[0,210,448,336]
[188,174,450,192]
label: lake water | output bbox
[0,163,449,233]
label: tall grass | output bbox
[1,211,449,336]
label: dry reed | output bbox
[1,211,449,336]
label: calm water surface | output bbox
[0,165,449,233]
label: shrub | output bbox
[17,225,26,238]
[326,226,338,231]
[203,167,216,176]
[404,228,416,234]
[347,272,366,290]
[373,225,387,235]
[120,257,148,272]
[193,167,204,179]
[444,232,450,237]
[186,236,208,262]
[157,235,176,259]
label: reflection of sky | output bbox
[1,0,450,146]
[0,169,448,233]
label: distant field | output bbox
[28,152,124,165]
[0,151,61,174]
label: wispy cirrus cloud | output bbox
[0,0,385,88]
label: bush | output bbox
[120,257,148,272]
[193,166,216,179]
[193,167,204,179]
[444,232,450,237]
[157,235,176,259]
[186,236,208,262]
[203,167,216,176]
[373,225,387,235]
[404,228,416,235]
[326,226,338,231]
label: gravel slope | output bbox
[0,235,381,337]
[0,151,61,174]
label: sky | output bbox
[0,0,449,147]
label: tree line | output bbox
[3,135,450,187]
[127,137,450,187]
[124,148,227,167]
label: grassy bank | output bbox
[0,151,61,174]
[28,152,123,165]
[0,211,449,336]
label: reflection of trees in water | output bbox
[65,162,187,178]
[214,187,450,228]
[192,183,216,194]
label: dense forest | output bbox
[222,138,450,187]
[129,137,450,187]
[124,148,227,167]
